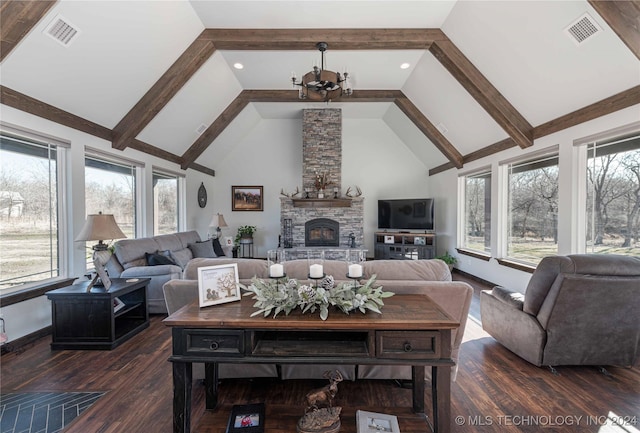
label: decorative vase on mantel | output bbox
[317,189,324,199]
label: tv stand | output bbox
[374,232,436,260]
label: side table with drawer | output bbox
[46,277,150,350]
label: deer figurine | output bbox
[304,370,344,413]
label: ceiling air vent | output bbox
[564,13,602,46]
[196,124,207,135]
[44,15,80,47]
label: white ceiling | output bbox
[0,0,638,171]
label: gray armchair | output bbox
[481,254,640,368]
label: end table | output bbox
[46,277,150,350]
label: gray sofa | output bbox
[163,258,473,381]
[105,231,230,314]
[481,254,640,368]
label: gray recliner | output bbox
[481,254,640,367]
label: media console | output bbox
[374,231,436,260]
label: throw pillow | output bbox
[212,238,225,257]
[188,240,215,258]
[145,252,176,266]
[170,248,192,269]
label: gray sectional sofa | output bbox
[162,257,473,381]
[105,231,231,314]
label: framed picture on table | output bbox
[197,263,241,308]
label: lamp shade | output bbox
[75,213,126,243]
[210,213,228,228]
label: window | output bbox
[85,153,138,243]
[585,133,640,255]
[153,170,180,235]
[0,133,65,290]
[504,150,559,265]
[459,169,491,254]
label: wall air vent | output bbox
[43,15,80,47]
[564,13,602,46]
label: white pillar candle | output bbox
[309,264,324,278]
[348,263,363,278]
[269,263,284,278]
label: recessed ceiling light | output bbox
[233,63,244,70]
[400,63,411,69]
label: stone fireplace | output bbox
[280,108,364,253]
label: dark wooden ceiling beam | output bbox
[429,32,534,150]
[428,85,640,176]
[1,85,112,140]
[394,94,464,169]
[180,93,250,169]
[241,89,403,103]
[0,85,214,177]
[112,33,216,150]
[0,0,57,63]
[200,29,444,50]
[534,85,640,139]
[589,0,640,60]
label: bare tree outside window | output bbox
[0,136,59,289]
[153,172,178,235]
[463,172,491,253]
[506,155,559,265]
[586,135,640,255]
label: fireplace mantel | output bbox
[291,198,352,208]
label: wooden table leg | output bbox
[173,361,192,433]
[432,365,452,433]
[204,362,219,410]
[412,365,425,413]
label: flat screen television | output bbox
[378,198,435,231]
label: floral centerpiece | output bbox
[243,275,394,320]
[314,171,333,191]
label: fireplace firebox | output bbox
[305,218,339,247]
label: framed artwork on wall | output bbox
[232,186,263,211]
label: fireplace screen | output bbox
[305,218,340,247]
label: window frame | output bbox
[457,166,492,257]
[0,123,70,294]
[498,145,560,267]
[152,167,185,235]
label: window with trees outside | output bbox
[460,170,491,254]
[84,155,138,263]
[0,133,65,290]
[504,151,559,265]
[153,170,180,235]
[585,133,639,255]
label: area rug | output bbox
[0,392,105,433]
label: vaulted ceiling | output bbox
[1,1,639,177]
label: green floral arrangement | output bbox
[243,275,394,321]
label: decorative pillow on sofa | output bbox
[212,238,225,257]
[188,240,215,258]
[145,252,177,266]
[170,248,192,269]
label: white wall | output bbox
[430,104,640,293]
[208,116,433,258]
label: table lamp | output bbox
[210,213,228,239]
[75,212,126,290]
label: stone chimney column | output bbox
[302,109,342,194]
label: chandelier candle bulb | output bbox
[348,264,363,278]
[309,264,324,279]
[269,263,284,278]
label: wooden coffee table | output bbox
[164,294,459,433]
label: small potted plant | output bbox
[436,251,457,271]
[235,225,257,246]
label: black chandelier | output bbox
[291,42,353,102]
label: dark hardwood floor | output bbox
[1,274,638,432]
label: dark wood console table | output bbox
[163,294,459,433]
